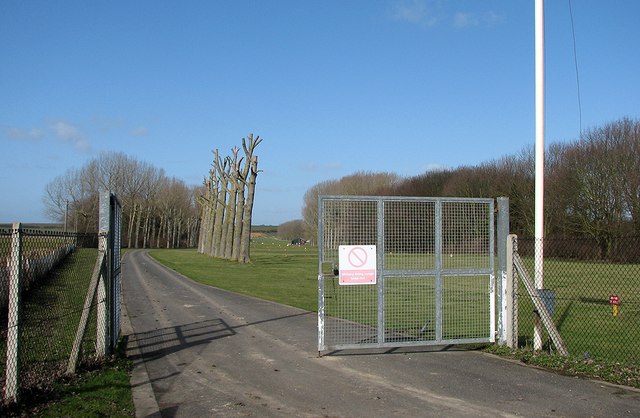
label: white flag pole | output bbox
[534,0,545,351]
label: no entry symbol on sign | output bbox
[338,245,376,285]
[347,247,368,268]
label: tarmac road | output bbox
[122,250,640,417]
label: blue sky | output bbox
[2,1,639,225]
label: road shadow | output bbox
[126,318,236,361]
[126,311,314,362]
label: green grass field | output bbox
[150,236,639,366]
[516,256,640,363]
[150,236,318,312]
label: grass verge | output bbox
[485,344,640,389]
[2,342,134,417]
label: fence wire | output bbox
[514,236,640,365]
[0,226,99,403]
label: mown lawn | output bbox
[149,236,318,312]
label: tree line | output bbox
[196,134,262,263]
[44,151,199,248]
[301,118,640,258]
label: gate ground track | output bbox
[122,250,640,417]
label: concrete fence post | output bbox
[4,223,23,404]
[505,234,519,348]
[496,197,509,345]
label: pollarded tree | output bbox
[196,134,262,263]
[223,148,241,259]
[211,150,229,257]
[237,134,262,263]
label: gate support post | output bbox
[496,197,510,345]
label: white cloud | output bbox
[453,12,475,28]
[301,162,344,172]
[454,11,505,29]
[390,2,505,29]
[49,120,91,152]
[424,163,450,172]
[391,0,439,27]
[92,116,125,133]
[4,127,44,141]
[129,126,149,137]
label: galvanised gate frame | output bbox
[318,196,498,353]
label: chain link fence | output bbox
[513,235,640,365]
[0,225,102,404]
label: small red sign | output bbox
[609,295,620,305]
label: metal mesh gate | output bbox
[318,196,495,352]
[100,190,122,352]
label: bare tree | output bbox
[301,172,400,242]
[238,134,262,263]
[615,118,640,233]
[43,151,198,246]
[212,151,229,257]
[223,148,241,259]
[196,134,262,263]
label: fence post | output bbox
[96,191,110,357]
[4,223,22,404]
[496,197,509,345]
[505,234,518,348]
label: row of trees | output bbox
[301,172,402,243]
[196,134,262,263]
[44,152,199,248]
[276,219,306,242]
[300,118,640,258]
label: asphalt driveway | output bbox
[122,250,640,417]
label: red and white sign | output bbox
[339,245,376,285]
[609,295,620,305]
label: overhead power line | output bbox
[568,0,583,136]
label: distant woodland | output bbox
[43,117,640,258]
[44,151,199,248]
[301,118,640,258]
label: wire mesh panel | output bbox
[513,236,640,365]
[442,275,492,341]
[0,225,98,403]
[104,192,122,351]
[318,196,495,352]
[384,276,436,343]
[442,201,493,271]
[318,199,379,349]
[0,193,121,405]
